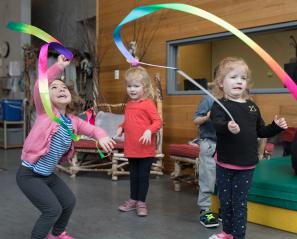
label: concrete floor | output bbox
[0,149,296,239]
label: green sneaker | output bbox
[200,210,219,228]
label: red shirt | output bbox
[121,98,162,158]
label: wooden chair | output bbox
[56,120,124,178]
[111,127,164,180]
[168,144,200,191]
[57,74,164,180]
[258,138,275,160]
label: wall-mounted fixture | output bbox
[114,70,120,80]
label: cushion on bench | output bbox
[281,127,297,142]
[168,144,199,158]
[74,139,123,150]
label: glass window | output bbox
[167,21,297,95]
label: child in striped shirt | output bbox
[16,55,115,239]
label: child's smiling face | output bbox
[126,79,145,100]
[49,80,71,111]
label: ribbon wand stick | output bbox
[177,69,234,122]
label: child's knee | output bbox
[65,195,76,211]
[45,204,63,219]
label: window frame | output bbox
[166,20,297,95]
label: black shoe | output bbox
[218,208,222,222]
[200,211,219,228]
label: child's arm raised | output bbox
[256,107,287,138]
[34,55,70,115]
[273,115,288,129]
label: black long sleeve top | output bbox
[211,98,283,166]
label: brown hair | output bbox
[213,57,252,99]
[125,66,154,99]
[53,79,83,115]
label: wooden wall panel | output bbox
[97,0,297,172]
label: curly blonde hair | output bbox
[213,57,252,99]
[125,66,154,99]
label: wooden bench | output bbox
[168,144,200,191]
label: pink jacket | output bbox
[21,62,107,164]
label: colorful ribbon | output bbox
[7,21,106,158]
[38,42,80,141]
[7,22,80,140]
[113,3,297,101]
[7,21,78,140]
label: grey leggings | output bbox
[16,165,76,239]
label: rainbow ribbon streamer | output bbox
[113,3,297,101]
[7,22,107,158]
[7,22,80,141]
[38,42,81,141]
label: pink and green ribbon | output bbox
[7,22,79,141]
[8,22,106,158]
[38,42,81,141]
[113,3,297,101]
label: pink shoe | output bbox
[118,199,137,212]
[136,201,148,216]
[48,231,74,239]
[208,231,233,239]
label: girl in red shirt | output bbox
[116,66,162,216]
